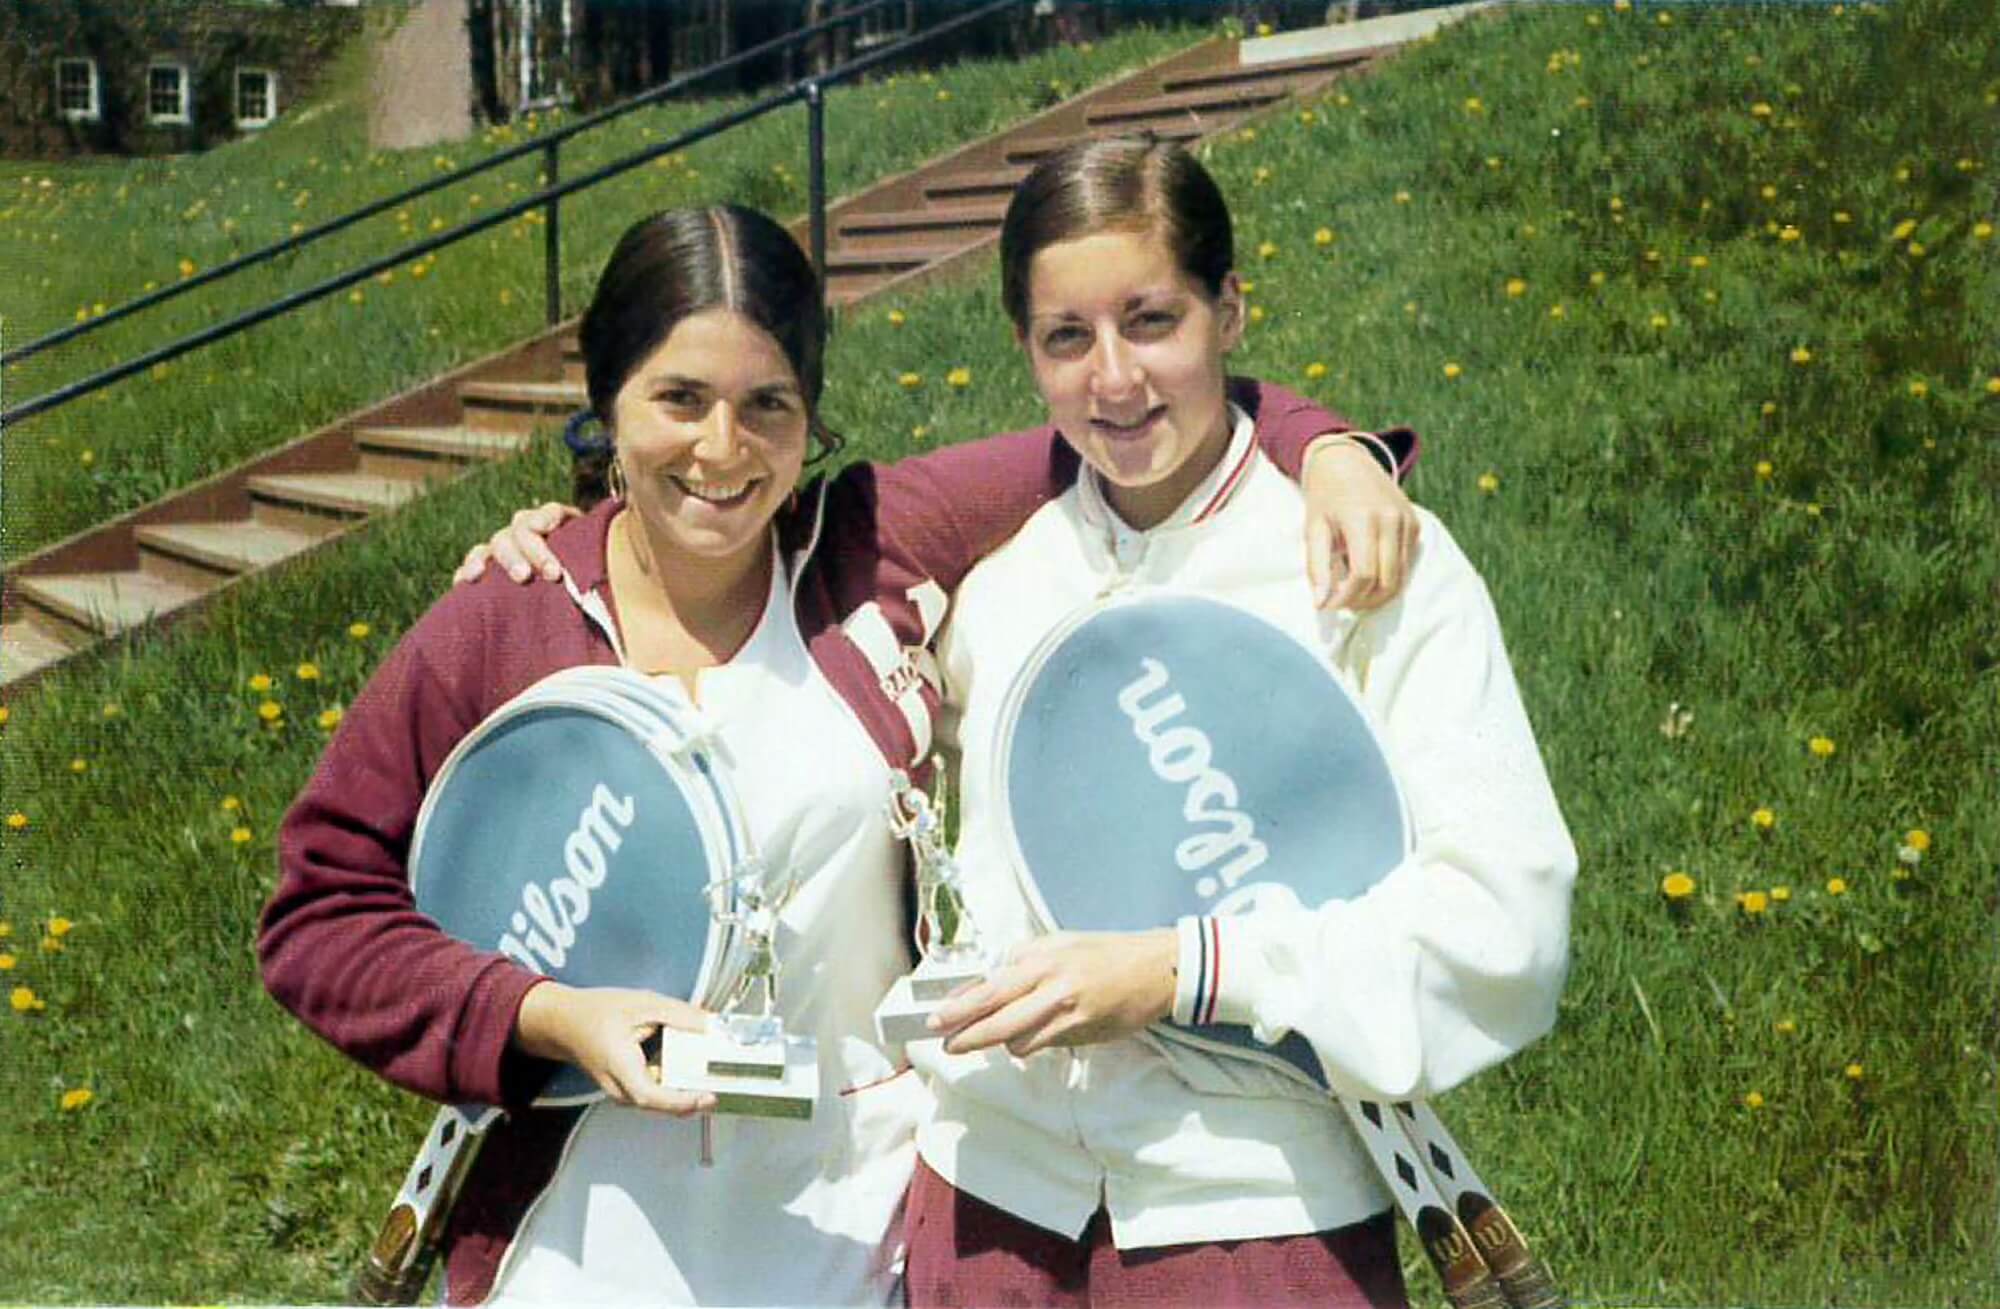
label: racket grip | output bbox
[352,1203,435,1305]
[1460,1200,1564,1309]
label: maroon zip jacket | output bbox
[259,379,1414,1304]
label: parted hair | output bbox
[998,135,1235,332]
[573,205,831,505]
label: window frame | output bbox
[55,57,101,123]
[146,60,192,126]
[234,66,278,128]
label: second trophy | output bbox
[875,768,992,1044]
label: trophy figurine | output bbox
[875,768,993,1044]
[661,858,819,1119]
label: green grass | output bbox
[0,22,1206,561]
[3,0,1998,1303]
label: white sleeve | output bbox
[1188,516,1577,1102]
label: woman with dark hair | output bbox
[261,201,1404,1306]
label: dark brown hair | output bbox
[573,205,835,504]
[998,135,1234,333]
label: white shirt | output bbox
[913,409,1577,1249]
[491,549,931,1307]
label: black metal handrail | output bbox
[0,0,904,372]
[3,0,1026,429]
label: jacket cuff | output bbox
[457,963,558,1110]
[1172,916,1217,1026]
[1173,914,1286,1040]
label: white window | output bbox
[55,58,100,122]
[235,68,278,127]
[147,62,191,124]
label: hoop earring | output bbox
[607,457,627,503]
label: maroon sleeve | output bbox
[259,581,557,1111]
[1239,377,1421,481]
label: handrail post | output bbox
[543,140,562,327]
[806,81,827,312]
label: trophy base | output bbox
[661,1022,818,1120]
[875,955,987,1044]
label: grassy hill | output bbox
[2,0,1995,1303]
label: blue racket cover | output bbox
[997,592,1410,1088]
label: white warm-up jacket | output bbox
[911,408,1578,1250]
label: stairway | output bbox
[1,15,1455,692]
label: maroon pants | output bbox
[903,1159,1409,1308]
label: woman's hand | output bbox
[513,982,717,1114]
[452,502,580,586]
[929,929,1176,1059]
[1302,436,1421,612]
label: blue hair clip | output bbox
[563,410,612,457]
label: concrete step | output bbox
[1161,47,1375,93]
[838,202,1007,238]
[1083,85,1284,126]
[356,424,531,461]
[923,166,1030,204]
[1001,120,1204,165]
[832,224,994,260]
[245,471,427,518]
[1,618,82,685]
[13,570,208,637]
[1239,3,1491,66]
[134,519,332,575]
[459,379,587,435]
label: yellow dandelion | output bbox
[1740,891,1770,916]
[1907,241,1925,257]
[177,257,196,278]
[1237,127,1257,143]
[40,935,61,954]
[1771,886,1792,903]
[1505,278,1527,297]
[1394,190,1412,205]
[1905,829,1931,853]
[1891,218,1917,240]
[1988,377,2000,395]
[946,367,971,389]
[1443,362,1463,380]
[1833,211,1851,224]
[1760,185,1777,200]
[1972,221,1993,240]
[1298,110,1316,125]
[1255,21,1272,36]
[1908,379,1929,398]
[1613,0,1631,12]
[1778,225,1801,242]
[1485,156,1503,171]
[1463,97,1484,114]
[5,813,26,831]
[1240,280,1255,295]
[1248,305,1267,324]
[60,1087,94,1112]
[1650,313,1670,329]
[1845,1062,1864,1080]
[48,917,71,938]
[296,662,320,682]
[1313,227,1334,247]
[1750,103,1774,119]
[348,622,371,640]
[348,289,365,305]
[1790,346,1813,365]
[0,954,12,971]
[1574,94,1592,109]
[1257,240,1278,260]
[1808,736,1836,757]
[221,795,241,812]
[1661,872,1695,900]
[248,673,272,692]
[1761,401,1778,416]
[1656,9,1672,23]
[1752,807,1776,830]
[318,707,344,731]
[887,309,906,327]
[1775,1018,1797,1035]
[1477,472,1500,495]
[1304,362,1328,380]
[1755,460,1775,480]
[1253,167,1272,185]
[257,701,283,722]
[898,372,922,390]
[0,707,9,727]
[1589,271,1607,287]
[102,702,121,719]
[231,827,253,845]
[1962,158,1984,173]
[1548,303,1567,319]
[498,288,513,307]
[1743,1090,1764,1109]
[11,986,42,1013]
[1827,877,1849,895]
[910,425,930,441]
[69,757,87,775]
[1689,254,1709,269]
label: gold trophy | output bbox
[661,858,819,1118]
[875,768,992,1044]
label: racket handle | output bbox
[1463,1201,1566,1309]
[353,1203,435,1305]
[1416,1207,1508,1309]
